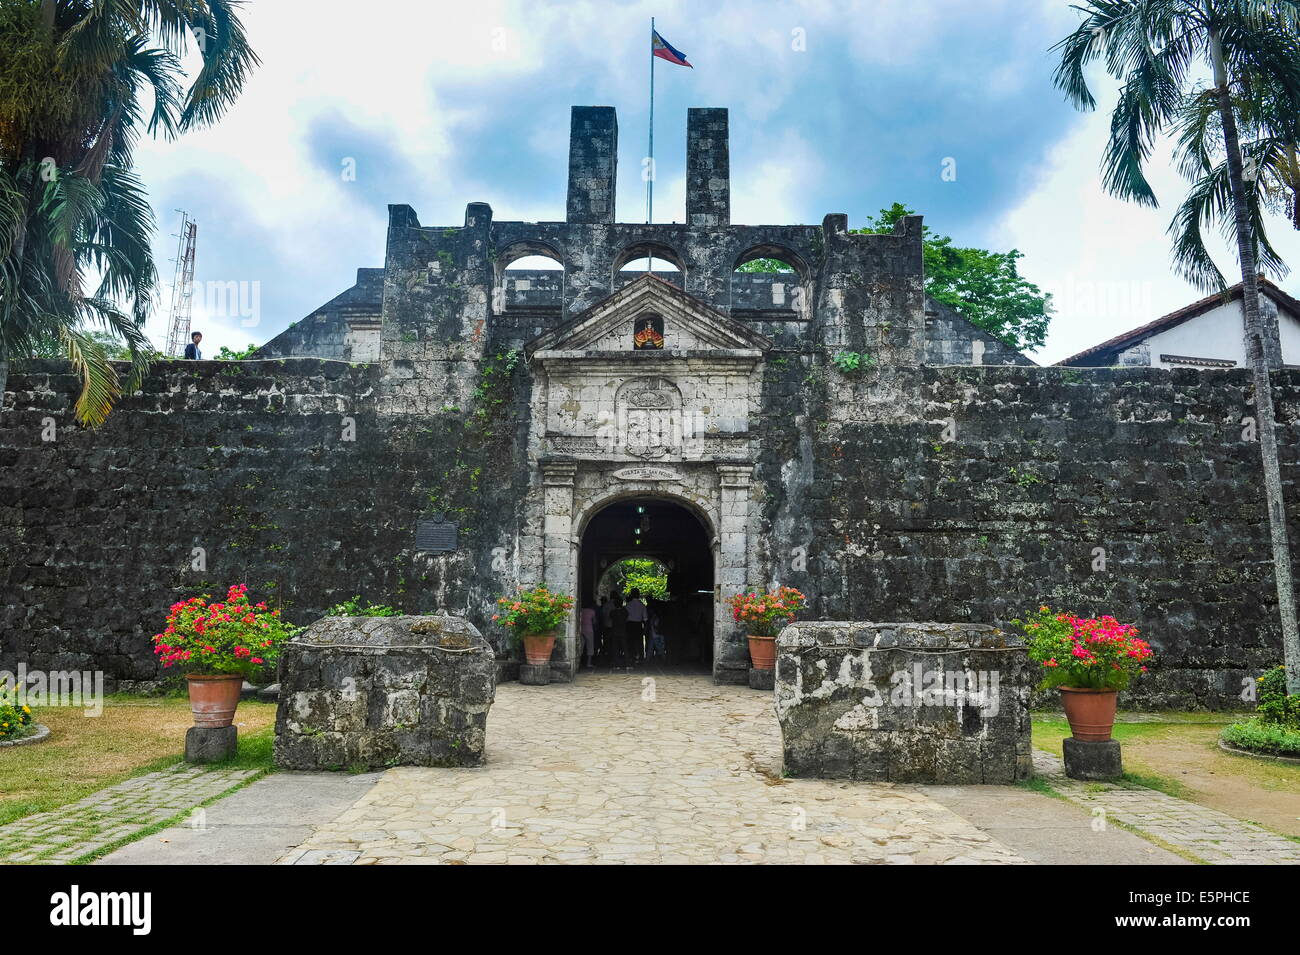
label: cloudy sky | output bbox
[133,0,1300,363]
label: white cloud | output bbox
[129,0,1300,366]
[992,90,1300,364]
[732,130,823,225]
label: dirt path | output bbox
[1121,727,1300,839]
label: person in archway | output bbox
[596,594,610,662]
[647,605,666,661]
[625,588,647,665]
[609,593,629,671]
[580,597,597,670]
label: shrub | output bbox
[1011,605,1153,691]
[153,584,299,679]
[1221,717,1300,757]
[0,682,34,742]
[730,586,808,638]
[831,349,874,375]
[604,557,669,600]
[1255,665,1300,730]
[493,585,574,645]
[325,596,401,617]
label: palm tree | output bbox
[0,0,258,425]
[1053,0,1300,695]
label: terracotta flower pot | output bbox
[522,631,557,666]
[747,634,777,670]
[1059,686,1119,742]
[186,673,244,728]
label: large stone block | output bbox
[774,622,1032,784]
[185,725,237,763]
[1063,737,1123,780]
[273,614,495,771]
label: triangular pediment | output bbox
[526,274,772,356]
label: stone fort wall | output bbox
[0,358,531,685]
[3,355,1297,707]
[3,104,1296,707]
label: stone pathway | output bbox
[7,677,1294,866]
[278,674,1026,865]
[0,764,260,864]
[1033,751,1300,864]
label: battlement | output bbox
[255,104,1022,376]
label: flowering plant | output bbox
[730,586,807,638]
[0,682,34,742]
[1011,605,1153,691]
[493,585,575,643]
[152,585,298,679]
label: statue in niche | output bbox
[633,313,665,350]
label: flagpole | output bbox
[647,16,655,271]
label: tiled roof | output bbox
[1056,277,1300,366]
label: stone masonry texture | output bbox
[2,106,1298,707]
[774,622,1032,783]
[273,614,495,770]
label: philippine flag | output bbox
[652,30,692,68]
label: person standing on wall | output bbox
[625,589,647,665]
[183,331,203,359]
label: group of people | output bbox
[578,590,667,671]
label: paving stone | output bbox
[0,766,257,864]
[280,675,1028,865]
[1033,750,1300,865]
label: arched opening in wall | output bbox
[613,242,685,290]
[495,241,564,316]
[731,245,811,318]
[577,496,713,673]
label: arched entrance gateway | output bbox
[523,272,771,684]
[579,496,715,671]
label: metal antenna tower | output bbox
[164,212,197,357]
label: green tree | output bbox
[1053,0,1300,694]
[29,327,134,360]
[215,342,257,360]
[0,0,258,425]
[736,257,794,273]
[851,203,1052,352]
[601,557,670,600]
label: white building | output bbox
[1058,277,1300,369]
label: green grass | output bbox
[0,750,182,829]
[1015,775,1064,799]
[1118,770,1195,800]
[1032,717,1189,756]
[0,724,279,864]
[1221,717,1300,757]
[0,695,277,829]
[1032,712,1300,846]
[207,724,277,771]
[67,767,270,865]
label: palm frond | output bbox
[1169,135,1292,290]
[59,324,122,428]
[176,0,260,130]
[1169,165,1234,290]
[84,163,158,323]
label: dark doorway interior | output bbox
[578,497,713,673]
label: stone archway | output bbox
[579,497,715,671]
[523,273,770,684]
[536,466,755,684]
